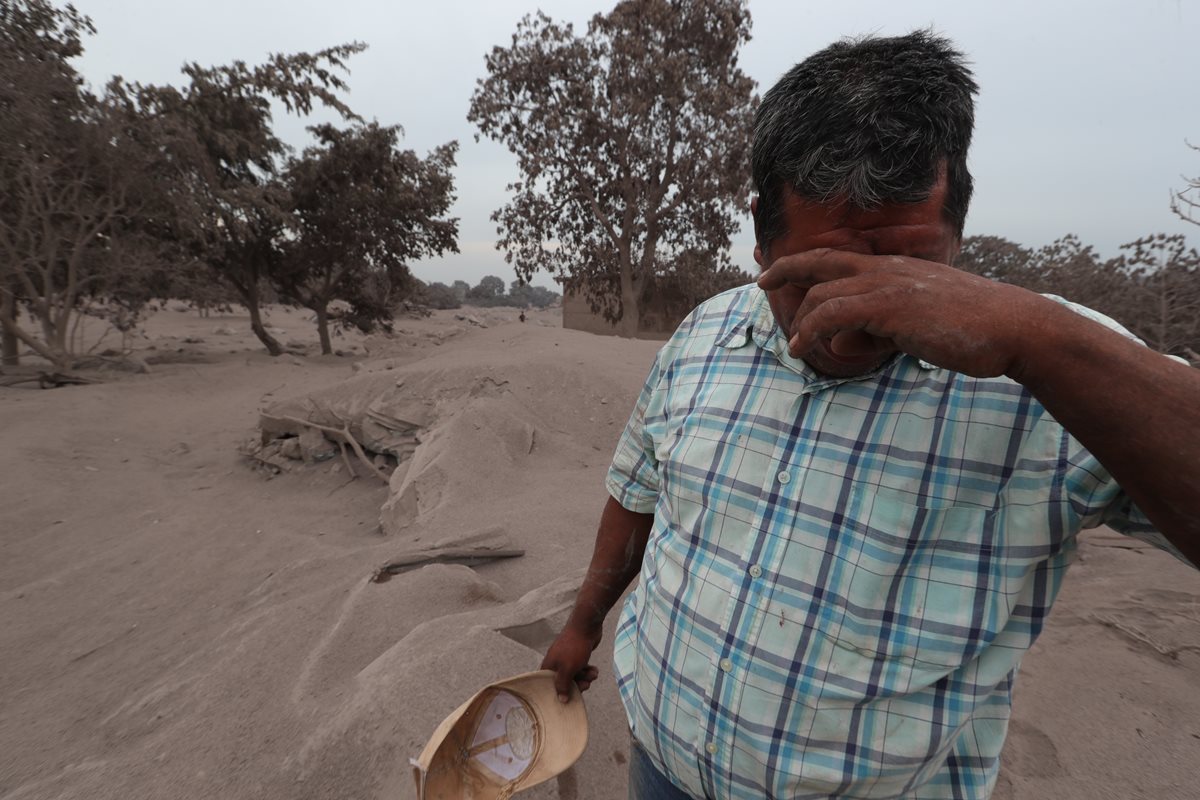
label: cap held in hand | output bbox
[412,669,589,799]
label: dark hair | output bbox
[752,30,979,248]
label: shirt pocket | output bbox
[812,491,1008,691]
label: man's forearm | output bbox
[1008,300,1200,564]
[565,495,655,635]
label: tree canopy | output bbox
[279,122,459,353]
[0,3,461,367]
[115,43,367,355]
[957,232,1200,363]
[0,0,166,368]
[468,0,757,335]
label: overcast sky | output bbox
[77,0,1200,290]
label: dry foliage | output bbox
[956,233,1200,362]
[469,0,757,335]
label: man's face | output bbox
[754,175,960,378]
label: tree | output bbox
[1024,234,1131,321]
[954,236,1034,285]
[166,258,240,316]
[654,249,750,315]
[468,0,757,336]
[467,275,506,304]
[504,279,553,309]
[278,123,458,354]
[1171,141,1199,227]
[1116,234,1200,360]
[119,44,365,356]
[0,0,90,365]
[0,0,164,369]
[420,281,462,310]
[529,286,561,308]
[507,279,536,309]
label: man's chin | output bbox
[800,339,893,378]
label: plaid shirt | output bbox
[607,284,1184,799]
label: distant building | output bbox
[560,283,686,340]
[560,266,755,339]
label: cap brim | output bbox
[413,669,588,798]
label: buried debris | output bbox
[369,546,525,583]
[276,415,391,483]
[243,423,397,483]
[249,372,428,480]
[0,370,103,389]
[371,526,525,583]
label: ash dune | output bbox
[0,306,1197,799]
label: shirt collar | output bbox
[715,287,938,391]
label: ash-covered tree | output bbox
[507,280,560,309]
[1024,234,1130,322]
[1116,234,1200,361]
[653,249,750,316]
[467,275,506,304]
[1172,141,1199,227]
[0,0,166,369]
[166,258,241,316]
[1,0,92,367]
[118,44,365,355]
[278,123,458,354]
[468,0,757,336]
[420,281,462,310]
[953,236,1034,285]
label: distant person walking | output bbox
[542,31,1199,800]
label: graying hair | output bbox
[752,30,979,247]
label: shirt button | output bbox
[777,470,790,484]
[719,658,733,672]
[749,564,763,578]
[705,742,718,755]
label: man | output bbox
[541,31,1199,799]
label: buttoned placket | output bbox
[696,364,835,791]
[693,314,899,792]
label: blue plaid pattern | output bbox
[607,284,1185,799]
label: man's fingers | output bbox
[784,276,879,349]
[757,248,876,291]
[546,660,599,703]
[789,293,883,354]
[574,665,599,693]
[545,660,575,703]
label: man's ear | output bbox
[751,196,766,268]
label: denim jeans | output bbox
[628,737,697,800]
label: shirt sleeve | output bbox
[605,350,664,514]
[1047,296,1195,567]
[1062,433,1193,565]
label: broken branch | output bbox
[278,414,390,484]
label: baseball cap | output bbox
[412,669,588,799]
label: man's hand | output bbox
[544,498,653,703]
[541,623,602,704]
[757,248,1048,378]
